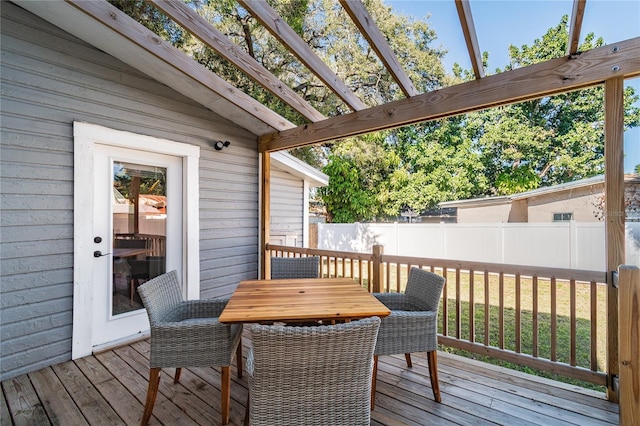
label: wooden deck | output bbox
[1,336,619,426]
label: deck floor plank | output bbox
[384,356,603,426]
[95,350,200,426]
[441,356,618,424]
[0,382,12,426]
[28,367,88,425]
[2,374,50,426]
[74,355,143,426]
[1,339,619,426]
[438,353,617,412]
[376,357,540,426]
[51,361,123,426]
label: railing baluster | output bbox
[396,263,401,293]
[349,258,354,279]
[456,268,461,339]
[371,261,375,292]
[533,276,538,358]
[499,272,504,349]
[484,270,490,346]
[570,278,577,366]
[551,277,557,362]
[469,269,475,343]
[515,273,521,354]
[442,267,448,337]
[590,280,598,372]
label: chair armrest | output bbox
[375,310,438,355]
[152,319,241,348]
[373,293,424,311]
[178,299,230,318]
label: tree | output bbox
[473,20,640,195]
[384,120,487,214]
[319,132,400,222]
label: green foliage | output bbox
[471,19,640,194]
[318,155,375,222]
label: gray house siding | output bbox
[0,3,258,380]
[270,169,304,247]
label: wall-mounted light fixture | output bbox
[213,140,231,151]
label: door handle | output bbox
[94,250,111,258]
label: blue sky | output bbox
[385,0,640,173]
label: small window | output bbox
[553,212,573,222]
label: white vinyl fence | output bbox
[316,222,640,270]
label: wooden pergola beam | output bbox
[455,0,485,79]
[340,0,419,97]
[149,0,325,123]
[65,0,295,132]
[567,0,587,56]
[259,36,640,152]
[238,0,367,112]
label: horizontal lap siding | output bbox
[0,3,258,380]
[270,170,304,246]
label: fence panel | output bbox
[317,222,640,270]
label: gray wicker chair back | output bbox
[247,316,381,426]
[405,267,446,313]
[270,256,320,279]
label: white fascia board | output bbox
[271,151,328,187]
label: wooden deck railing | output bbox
[267,243,609,386]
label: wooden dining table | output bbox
[219,277,390,324]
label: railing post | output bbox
[372,245,383,293]
[618,265,639,425]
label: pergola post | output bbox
[604,77,625,403]
[617,265,640,423]
[260,152,271,280]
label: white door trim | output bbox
[72,122,200,359]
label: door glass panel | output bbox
[112,162,167,316]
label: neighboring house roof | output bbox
[509,175,605,200]
[439,175,639,208]
[271,151,328,188]
[439,195,511,209]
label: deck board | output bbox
[1,338,619,425]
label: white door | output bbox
[72,122,200,358]
[92,144,183,346]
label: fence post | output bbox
[372,245,384,293]
[618,265,639,425]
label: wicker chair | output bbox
[372,267,445,407]
[245,317,381,426]
[137,270,243,425]
[270,256,320,279]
